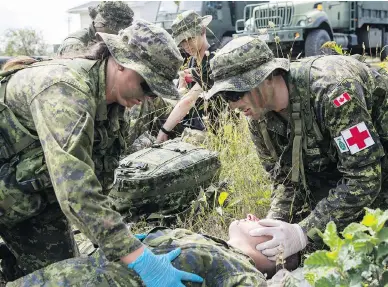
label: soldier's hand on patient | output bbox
[249,219,307,261]
[128,247,203,287]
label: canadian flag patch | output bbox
[333,92,351,108]
[340,122,375,154]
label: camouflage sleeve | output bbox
[57,38,87,57]
[29,82,142,261]
[248,119,302,222]
[221,273,267,286]
[299,81,385,238]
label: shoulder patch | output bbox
[334,135,349,153]
[340,122,375,154]
[333,92,351,108]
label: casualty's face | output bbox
[228,214,275,271]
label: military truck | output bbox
[234,1,388,60]
[154,1,265,49]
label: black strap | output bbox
[160,126,173,136]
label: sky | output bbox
[0,0,199,48]
[0,0,88,45]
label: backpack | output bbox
[109,139,221,224]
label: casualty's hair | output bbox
[3,42,111,72]
[2,56,39,72]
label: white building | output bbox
[67,1,162,31]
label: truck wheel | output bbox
[219,36,233,49]
[305,29,331,57]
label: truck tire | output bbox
[218,36,233,49]
[305,29,331,57]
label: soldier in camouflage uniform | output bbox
[0,20,204,286]
[7,215,301,286]
[205,36,388,261]
[57,1,134,56]
[156,10,228,144]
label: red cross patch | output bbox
[333,92,351,108]
[340,122,375,154]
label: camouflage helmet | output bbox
[205,36,290,100]
[171,10,212,46]
[93,1,134,33]
[97,19,183,99]
[88,6,98,20]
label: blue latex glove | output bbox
[128,247,203,287]
[134,234,147,240]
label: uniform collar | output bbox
[95,58,108,121]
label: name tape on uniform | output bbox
[333,92,351,108]
[337,122,375,154]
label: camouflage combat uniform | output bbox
[205,36,388,242]
[0,57,141,275]
[0,20,183,278]
[57,25,98,57]
[249,56,388,240]
[57,1,134,56]
[7,228,267,287]
[171,10,229,133]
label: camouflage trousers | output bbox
[6,249,141,287]
[0,202,79,281]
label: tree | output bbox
[2,28,48,56]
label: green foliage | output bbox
[320,41,348,56]
[1,28,48,56]
[304,208,388,287]
[172,115,271,239]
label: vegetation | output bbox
[0,28,48,56]
[304,208,388,287]
[176,112,271,239]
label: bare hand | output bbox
[156,130,169,143]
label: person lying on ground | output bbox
[7,214,299,287]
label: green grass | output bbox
[171,112,272,240]
[128,111,272,240]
